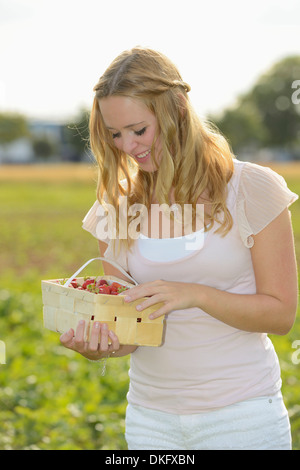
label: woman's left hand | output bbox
[123,280,200,319]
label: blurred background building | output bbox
[0,109,91,164]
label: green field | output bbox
[0,162,299,450]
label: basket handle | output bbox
[63,257,138,287]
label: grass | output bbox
[0,161,299,450]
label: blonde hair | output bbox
[89,46,234,249]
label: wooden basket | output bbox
[41,257,165,347]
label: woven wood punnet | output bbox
[42,258,165,347]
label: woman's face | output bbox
[99,95,162,172]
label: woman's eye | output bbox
[111,127,146,139]
[112,132,121,139]
[135,127,147,136]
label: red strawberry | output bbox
[110,282,123,290]
[82,278,95,290]
[110,284,118,292]
[98,285,111,295]
[97,279,109,286]
[70,279,78,288]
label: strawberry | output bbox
[110,282,123,290]
[95,279,108,289]
[109,284,119,293]
[82,278,95,289]
[101,285,111,295]
[70,279,78,288]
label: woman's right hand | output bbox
[60,320,120,361]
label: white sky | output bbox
[0,0,300,122]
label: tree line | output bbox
[210,55,300,159]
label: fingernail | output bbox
[94,322,100,328]
[79,320,85,325]
[124,295,131,302]
[136,304,142,311]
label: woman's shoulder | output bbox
[235,159,297,201]
[234,158,283,180]
[232,158,298,248]
[230,158,295,196]
[232,158,280,179]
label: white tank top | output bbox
[138,229,208,262]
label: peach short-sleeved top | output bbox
[82,159,298,414]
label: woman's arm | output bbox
[98,240,132,282]
[124,208,298,335]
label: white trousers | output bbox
[125,392,292,450]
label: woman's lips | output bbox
[133,149,151,162]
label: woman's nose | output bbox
[122,134,138,155]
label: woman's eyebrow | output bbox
[106,121,146,130]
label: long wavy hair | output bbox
[89,46,234,250]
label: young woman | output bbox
[60,47,298,450]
